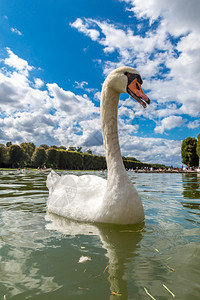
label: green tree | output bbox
[20,142,36,166]
[197,133,200,160]
[65,151,83,169]
[82,153,93,169]
[58,150,68,169]
[76,147,82,153]
[68,146,76,151]
[8,144,25,168]
[45,148,59,168]
[59,146,66,150]
[0,145,10,167]
[125,156,140,162]
[86,149,92,154]
[72,152,83,169]
[181,137,199,167]
[6,141,12,147]
[40,144,49,150]
[31,147,46,167]
[0,144,6,167]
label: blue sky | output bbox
[0,0,200,166]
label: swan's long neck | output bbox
[101,82,126,180]
[99,78,144,225]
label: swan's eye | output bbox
[136,83,140,90]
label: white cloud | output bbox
[153,104,180,119]
[4,48,33,76]
[122,0,200,36]
[154,116,186,134]
[187,120,200,129]
[104,133,181,166]
[0,56,100,147]
[0,112,57,144]
[0,69,49,114]
[74,81,88,89]
[119,106,135,119]
[47,83,98,118]
[0,49,56,145]
[34,78,44,88]
[70,18,100,41]
[11,27,22,36]
[46,83,100,147]
[70,17,174,78]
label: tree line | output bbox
[0,142,165,170]
[181,134,200,167]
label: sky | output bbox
[0,0,200,166]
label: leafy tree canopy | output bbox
[31,147,46,167]
[86,149,92,154]
[68,147,76,151]
[181,137,199,167]
[40,144,49,150]
[8,144,25,167]
[20,142,36,164]
[6,141,12,147]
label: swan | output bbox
[46,66,150,224]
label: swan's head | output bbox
[105,66,150,108]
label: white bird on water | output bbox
[46,66,150,225]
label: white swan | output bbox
[46,66,150,224]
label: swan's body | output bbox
[47,66,150,224]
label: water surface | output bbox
[0,170,200,299]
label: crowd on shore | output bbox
[133,166,200,173]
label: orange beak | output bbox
[127,79,150,108]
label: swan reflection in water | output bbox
[45,213,144,299]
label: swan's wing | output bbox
[72,174,107,203]
[46,171,107,222]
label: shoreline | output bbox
[0,168,199,174]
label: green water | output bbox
[0,170,200,299]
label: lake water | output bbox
[0,170,199,300]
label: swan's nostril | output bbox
[146,98,150,104]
